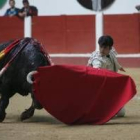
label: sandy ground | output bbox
[0,68,140,140]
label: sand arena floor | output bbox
[0,68,140,140]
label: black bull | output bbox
[0,38,51,122]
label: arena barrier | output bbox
[0,14,140,67]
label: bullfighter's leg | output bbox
[0,95,9,122]
[116,107,125,117]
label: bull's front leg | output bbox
[20,94,42,121]
[20,101,35,121]
[0,95,9,122]
[20,93,36,121]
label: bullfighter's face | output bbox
[99,45,111,56]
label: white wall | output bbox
[0,0,140,16]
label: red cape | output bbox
[33,65,136,125]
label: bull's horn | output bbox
[26,71,38,84]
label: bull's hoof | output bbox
[20,108,35,121]
[0,112,6,122]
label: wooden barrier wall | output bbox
[0,14,140,54]
[32,15,95,53]
[104,14,140,53]
[0,17,24,42]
